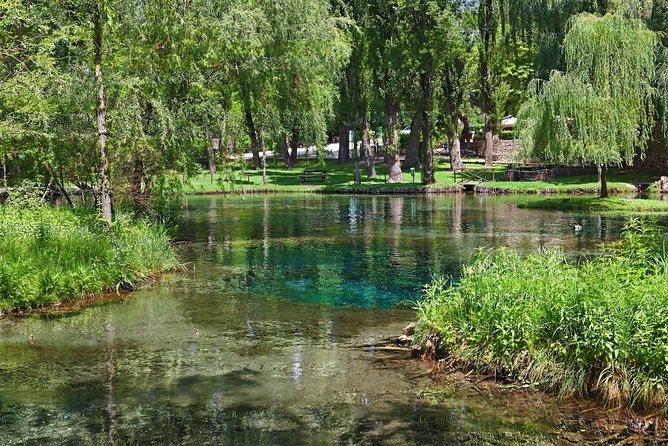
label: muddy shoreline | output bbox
[0,272,172,318]
[382,326,668,445]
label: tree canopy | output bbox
[2,0,668,214]
[518,13,658,196]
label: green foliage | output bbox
[417,218,668,411]
[0,205,179,313]
[146,173,184,226]
[3,180,48,209]
[518,14,658,167]
[0,0,350,215]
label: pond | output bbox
[0,194,628,445]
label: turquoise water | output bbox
[0,195,626,445]
[178,194,622,308]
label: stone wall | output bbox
[640,135,668,169]
[467,138,522,163]
[493,139,522,163]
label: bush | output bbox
[417,218,668,412]
[0,205,179,313]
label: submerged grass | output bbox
[0,206,179,313]
[417,218,668,412]
[518,197,668,213]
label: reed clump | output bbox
[0,205,179,313]
[417,218,668,412]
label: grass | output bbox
[185,160,458,193]
[479,180,636,193]
[184,159,662,195]
[417,218,668,412]
[0,205,180,313]
[480,170,650,193]
[519,197,668,213]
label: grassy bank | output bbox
[0,206,179,314]
[417,219,668,412]
[519,197,668,213]
[185,160,659,195]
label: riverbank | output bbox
[185,160,659,196]
[519,196,668,213]
[0,206,179,314]
[416,218,668,413]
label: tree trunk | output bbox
[94,0,112,224]
[354,160,361,184]
[44,163,74,208]
[385,94,403,183]
[208,135,218,176]
[480,0,495,169]
[219,107,228,160]
[598,164,609,198]
[450,135,463,171]
[259,134,267,185]
[360,113,376,178]
[282,135,292,168]
[405,115,421,169]
[2,154,7,189]
[422,111,435,184]
[460,113,470,151]
[450,117,464,170]
[337,126,350,164]
[11,152,20,175]
[484,116,494,167]
[241,86,261,169]
[129,155,149,212]
[420,72,435,184]
[289,127,299,166]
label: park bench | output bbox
[299,169,328,183]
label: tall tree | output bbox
[440,31,471,172]
[94,0,112,222]
[478,0,496,167]
[399,0,459,184]
[264,0,350,169]
[518,13,657,198]
[439,4,474,176]
[368,0,404,183]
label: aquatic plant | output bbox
[0,205,179,313]
[417,218,668,412]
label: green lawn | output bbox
[185,160,462,193]
[183,159,662,195]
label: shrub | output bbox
[417,218,668,412]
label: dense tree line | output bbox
[0,0,349,220]
[1,0,667,217]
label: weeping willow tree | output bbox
[518,13,657,197]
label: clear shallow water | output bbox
[0,195,627,445]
